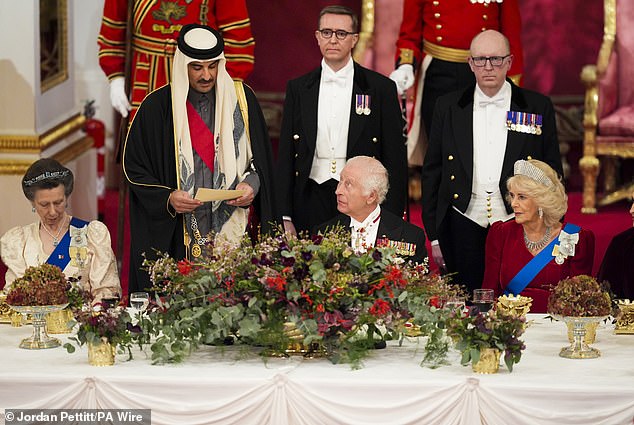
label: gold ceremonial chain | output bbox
[523,226,552,252]
[41,214,68,247]
[190,214,209,258]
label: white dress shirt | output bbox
[350,205,381,253]
[455,81,514,227]
[310,58,354,184]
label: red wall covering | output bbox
[246,0,605,98]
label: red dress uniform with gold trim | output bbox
[395,0,523,78]
[98,0,254,121]
[395,0,524,165]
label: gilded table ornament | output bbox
[88,340,115,366]
[46,308,74,334]
[614,299,634,334]
[8,304,68,349]
[554,315,606,359]
[472,348,501,374]
[496,295,533,318]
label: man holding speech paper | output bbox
[123,24,277,293]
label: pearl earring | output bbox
[538,207,543,219]
[32,207,35,213]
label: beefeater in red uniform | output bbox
[390,0,523,166]
[98,0,255,120]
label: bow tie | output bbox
[323,73,348,87]
[478,97,506,108]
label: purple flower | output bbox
[311,234,323,245]
[372,250,382,261]
[301,251,313,261]
[282,256,296,267]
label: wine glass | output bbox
[444,296,466,313]
[472,289,494,314]
[129,292,150,314]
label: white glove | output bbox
[389,64,415,95]
[109,77,131,118]
[431,243,447,273]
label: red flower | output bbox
[429,296,442,308]
[177,260,193,276]
[265,275,287,292]
[369,299,391,317]
[316,304,325,313]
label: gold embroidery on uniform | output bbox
[152,1,187,25]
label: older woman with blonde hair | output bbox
[481,159,595,312]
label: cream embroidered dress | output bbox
[1,220,121,302]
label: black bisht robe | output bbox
[123,84,280,293]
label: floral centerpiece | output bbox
[446,310,526,372]
[6,264,72,306]
[547,275,613,317]
[64,291,136,364]
[4,264,83,349]
[140,229,462,368]
[547,275,615,353]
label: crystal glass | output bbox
[130,292,150,314]
[444,296,466,313]
[472,289,494,313]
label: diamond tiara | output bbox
[513,160,553,187]
[23,170,70,186]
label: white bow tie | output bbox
[478,97,506,108]
[323,73,348,87]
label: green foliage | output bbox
[63,294,135,360]
[139,230,462,368]
[446,310,526,372]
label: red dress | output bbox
[482,220,595,313]
[98,0,255,121]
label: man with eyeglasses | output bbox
[277,5,407,235]
[421,30,562,295]
[390,0,523,168]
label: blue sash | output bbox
[46,217,89,271]
[504,223,581,295]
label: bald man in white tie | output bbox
[422,30,562,294]
[277,5,407,236]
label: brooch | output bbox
[551,230,579,265]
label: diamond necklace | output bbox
[523,226,552,252]
[41,214,68,247]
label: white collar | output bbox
[350,205,381,230]
[321,57,354,80]
[474,80,511,107]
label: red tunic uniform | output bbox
[482,220,595,313]
[98,0,254,121]
[395,0,523,78]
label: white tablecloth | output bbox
[1,315,633,425]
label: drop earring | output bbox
[32,207,35,213]
[538,207,543,219]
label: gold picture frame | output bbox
[40,0,68,92]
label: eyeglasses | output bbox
[317,28,357,40]
[470,55,511,67]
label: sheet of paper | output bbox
[194,188,246,202]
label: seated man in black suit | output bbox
[314,156,427,263]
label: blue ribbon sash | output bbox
[504,223,581,296]
[46,217,89,271]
